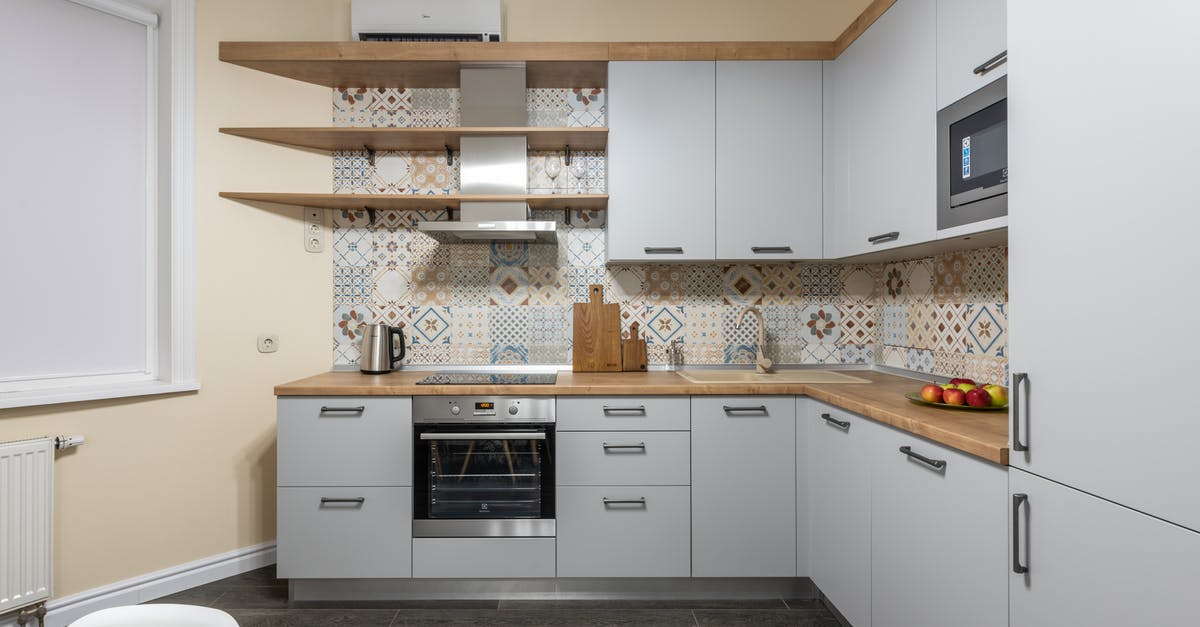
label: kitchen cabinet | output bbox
[715,61,823,260]
[691,396,795,577]
[936,0,1007,109]
[824,0,937,258]
[1007,0,1200,531]
[556,396,690,431]
[607,61,716,261]
[413,538,556,579]
[276,396,413,579]
[1009,469,1200,626]
[808,401,874,627]
[870,422,1007,627]
[557,486,691,578]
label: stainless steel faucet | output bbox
[736,306,774,374]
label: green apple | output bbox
[983,384,1008,407]
[955,383,976,392]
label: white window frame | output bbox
[0,0,197,409]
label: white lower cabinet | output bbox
[870,424,1007,627]
[277,486,412,578]
[808,402,875,627]
[692,396,796,577]
[1010,469,1200,627]
[412,538,556,579]
[557,486,691,577]
[556,431,691,486]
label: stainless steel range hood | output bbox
[417,65,557,243]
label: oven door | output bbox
[938,75,1007,230]
[413,424,555,537]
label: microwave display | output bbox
[949,99,1007,205]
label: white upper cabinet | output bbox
[936,0,1007,109]
[716,61,823,260]
[607,61,716,261]
[824,0,937,258]
[1007,0,1200,531]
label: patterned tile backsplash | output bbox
[328,87,1009,384]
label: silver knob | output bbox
[450,405,461,416]
[508,405,519,416]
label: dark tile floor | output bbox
[145,566,842,626]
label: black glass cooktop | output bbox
[415,372,559,385]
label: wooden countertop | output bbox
[275,369,1008,465]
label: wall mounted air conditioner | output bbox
[351,0,502,42]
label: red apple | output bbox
[943,388,967,406]
[966,388,992,407]
[920,384,944,403]
[949,378,976,386]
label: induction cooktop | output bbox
[414,371,559,385]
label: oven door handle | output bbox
[419,432,546,440]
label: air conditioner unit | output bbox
[351,0,502,42]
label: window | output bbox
[0,0,196,408]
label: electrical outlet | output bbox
[304,209,324,253]
[257,334,279,353]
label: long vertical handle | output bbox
[1012,493,1029,574]
[1011,372,1029,452]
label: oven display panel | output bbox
[475,402,494,411]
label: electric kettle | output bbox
[359,323,406,374]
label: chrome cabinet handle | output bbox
[751,246,793,254]
[1013,493,1029,574]
[602,442,647,450]
[1012,372,1029,452]
[867,231,900,244]
[644,247,684,254]
[320,406,365,414]
[603,497,647,506]
[320,497,365,505]
[723,405,768,413]
[973,50,1008,75]
[900,445,947,472]
[602,405,646,414]
[821,413,851,431]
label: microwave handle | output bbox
[973,50,1007,76]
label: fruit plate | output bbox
[904,392,1008,411]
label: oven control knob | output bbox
[508,404,519,416]
[450,404,461,416]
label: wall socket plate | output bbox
[257,334,279,353]
[304,209,324,253]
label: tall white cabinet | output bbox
[823,0,937,258]
[1007,0,1200,532]
[607,61,715,261]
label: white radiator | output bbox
[0,437,53,616]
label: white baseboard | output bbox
[1,542,275,627]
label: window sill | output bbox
[0,380,201,410]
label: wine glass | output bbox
[569,154,587,194]
[543,154,562,192]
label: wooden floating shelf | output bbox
[219,127,608,152]
[219,192,608,211]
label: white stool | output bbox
[71,604,237,627]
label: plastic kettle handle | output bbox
[388,326,406,366]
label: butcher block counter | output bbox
[275,369,1009,465]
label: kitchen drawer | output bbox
[277,486,411,579]
[277,396,412,487]
[556,431,690,486]
[556,396,689,431]
[412,538,556,579]
[557,486,691,577]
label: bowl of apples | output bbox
[905,378,1008,411]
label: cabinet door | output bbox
[277,397,412,487]
[691,396,795,577]
[1007,1,1200,530]
[277,487,411,578]
[936,0,1007,109]
[808,402,872,627]
[1010,469,1200,626]
[607,61,715,261]
[557,486,691,577]
[824,0,937,258]
[715,61,822,260]
[870,424,1007,627]
[556,431,691,487]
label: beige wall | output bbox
[0,0,873,600]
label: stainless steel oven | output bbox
[412,395,555,538]
[937,75,1007,230]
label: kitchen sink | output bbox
[677,370,871,384]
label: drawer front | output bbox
[557,486,691,577]
[277,396,412,487]
[557,431,690,486]
[412,538,556,579]
[277,487,411,579]
[556,396,690,431]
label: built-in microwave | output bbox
[937,75,1007,231]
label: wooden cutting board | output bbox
[621,321,648,372]
[573,284,621,372]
